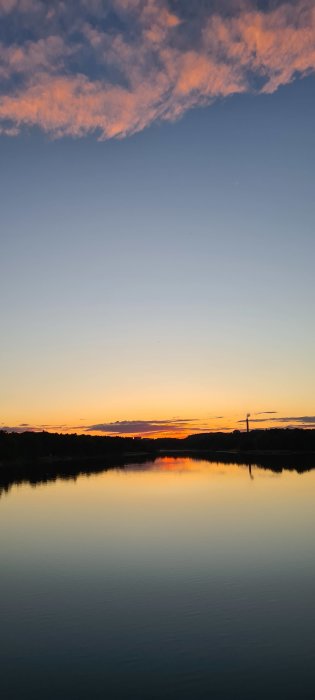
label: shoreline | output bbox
[1,448,315,496]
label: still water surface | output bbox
[1,457,315,699]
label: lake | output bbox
[1,457,315,699]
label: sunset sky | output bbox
[1,0,314,437]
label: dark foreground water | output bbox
[1,457,315,699]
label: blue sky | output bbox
[1,0,314,435]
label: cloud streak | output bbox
[0,0,314,138]
[0,423,68,433]
[86,419,199,435]
[238,415,315,426]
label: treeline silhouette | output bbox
[1,428,315,466]
[0,430,150,464]
[179,428,315,452]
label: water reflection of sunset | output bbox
[2,463,315,699]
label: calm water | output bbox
[1,457,315,699]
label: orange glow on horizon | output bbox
[2,413,314,438]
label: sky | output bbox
[1,0,315,437]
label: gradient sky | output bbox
[1,0,315,437]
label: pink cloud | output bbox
[0,0,314,138]
[0,36,70,80]
[203,2,315,93]
[0,0,39,14]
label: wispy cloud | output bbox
[275,416,315,424]
[0,0,314,138]
[255,411,278,415]
[1,423,68,433]
[238,415,315,426]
